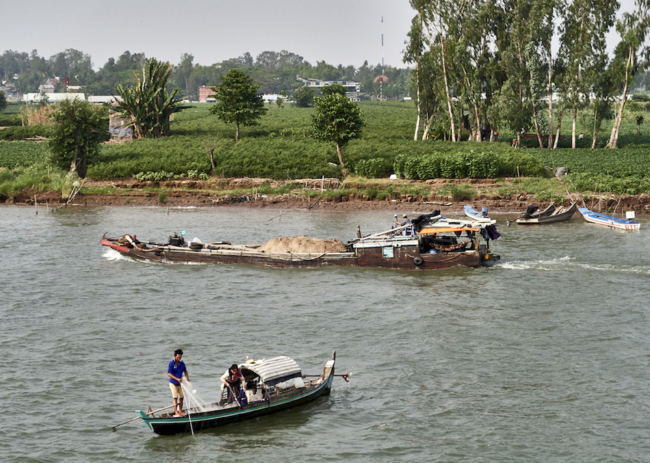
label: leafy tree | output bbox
[311,93,364,165]
[292,86,315,107]
[608,0,650,148]
[209,69,267,142]
[174,53,194,100]
[0,90,6,112]
[276,97,283,108]
[48,99,109,178]
[113,58,189,138]
[636,114,645,135]
[321,83,347,96]
[404,6,426,140]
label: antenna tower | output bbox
[381,16,384,100]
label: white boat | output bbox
[578,208,641,230]
[464,205,493,223]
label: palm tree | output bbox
[113,59,189,138]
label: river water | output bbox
[1,206,649,462]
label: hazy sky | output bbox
[1,0,641,70]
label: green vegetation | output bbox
[114,59,189,139]
[1,100,649,197]
[293,86,315,107]
[209,69,267,142]
[0,142,48,168]
[0,125,54,141]
[48,99,109,178]
[312,92,365,165]
[0,114,22,126]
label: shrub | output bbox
[354,158,393,178]
[0,114,22,126]
[0,125,54,141]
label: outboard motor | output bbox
[523,205,539,218]
[168,233,185,247]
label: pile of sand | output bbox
[258,236,346,253]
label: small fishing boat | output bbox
[578,208,641,230]
[101,214,500,269]
[135,353,340,435]
[516,203,577,225]
[464,205,493,223]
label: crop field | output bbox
[1,100,649,195]
[0,141,48,169]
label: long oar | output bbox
[303,372,351,382]
[111,405,175,431]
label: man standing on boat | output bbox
[168,349,190,417]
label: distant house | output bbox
[22,93,85,104]
[296,76,361,101]
[38,83,55,93]
[199,86,216,102]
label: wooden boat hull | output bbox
[516,203,577,225]
[101,238,497,269]
[578,208,641,230]
[138,362,335,435]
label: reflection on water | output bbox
[1,206,649,462]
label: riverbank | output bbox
[4,176,650,214]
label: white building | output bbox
[296,75,361,101]
[22,93,85,104]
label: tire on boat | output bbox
[190,242,204,251]
[413,256,424,266]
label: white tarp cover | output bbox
[241,356,301,383]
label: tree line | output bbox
[0,49,411,99]
[405,0,650,149]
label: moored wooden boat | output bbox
[101,217,500,269]
[578,208,641,230]
[516,203,577,225]
[517,203,556,221]
[137,353,337,435]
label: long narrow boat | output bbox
[137,353,337,435]
[516,203,577,225]
[464,205,493,223]
[101,216,500,269]
[578,208,641,230]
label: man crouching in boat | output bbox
[221,364,243,405]
[168,349,190,417]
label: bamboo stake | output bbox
[111,404,175,430]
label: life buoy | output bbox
[413,256,424,266]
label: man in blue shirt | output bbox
[168,349,190,417]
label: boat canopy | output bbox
[241,356,302,386]
[419,227,479,235]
